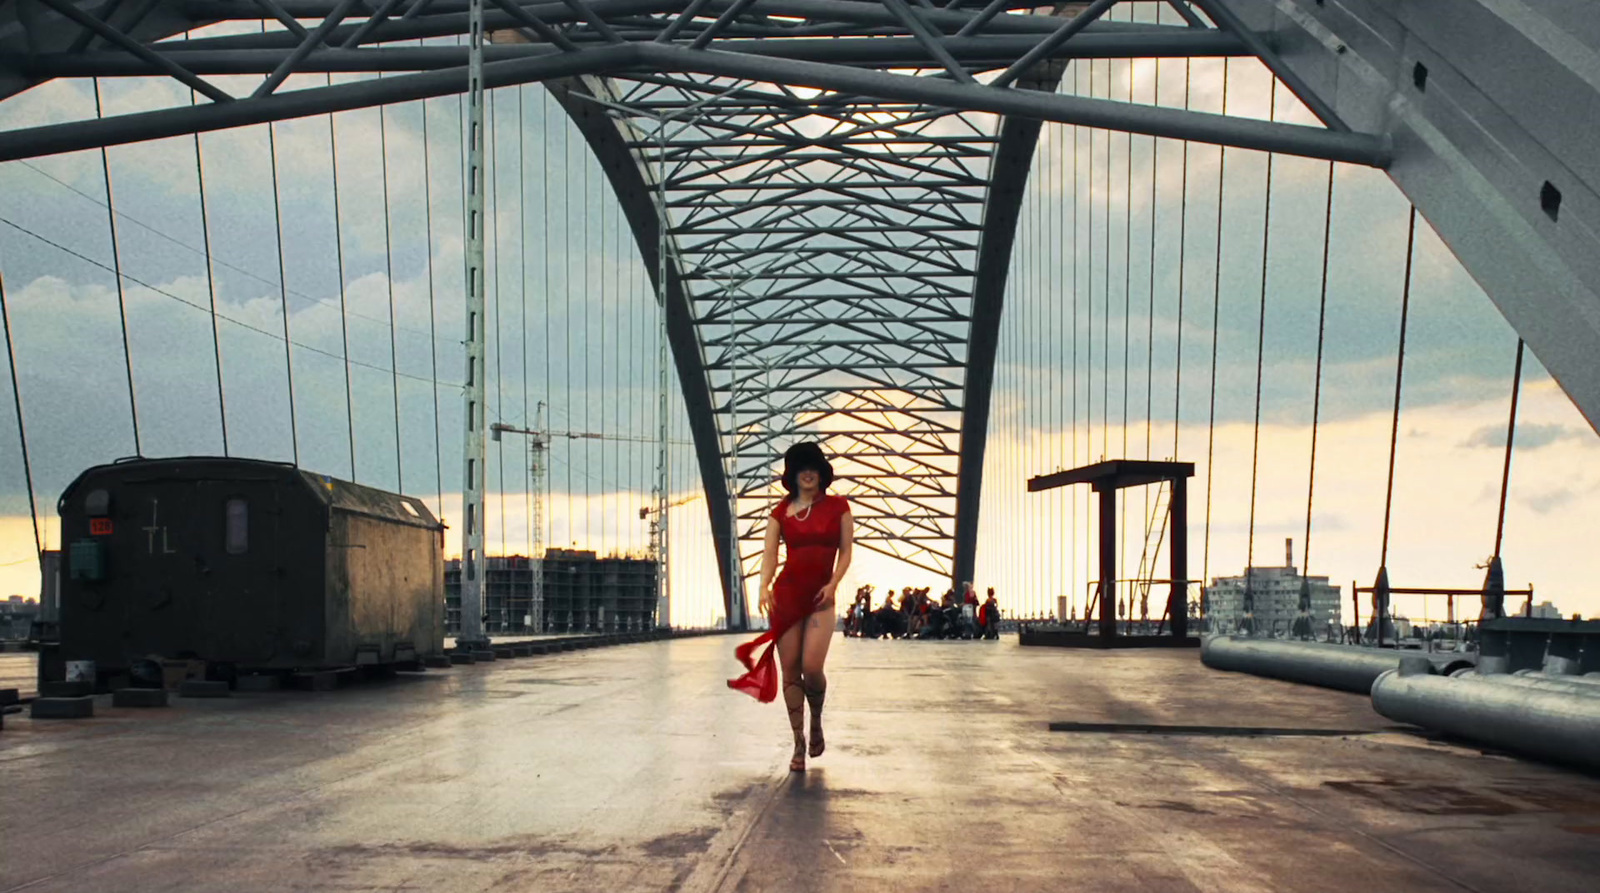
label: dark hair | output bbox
[782,441,834,500]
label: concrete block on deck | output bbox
[40,680,92,698]
[471,650,496,662]
[236,675,281,692]
[449,652,475,665]
[493,646,515,659]
[179,680,230,698]
[0,688,17,707]
[511,644,533,657]
[31,696,94,718]
[424,655,452,668]
[113,688,168,708]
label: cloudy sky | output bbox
[1,14,1596,629]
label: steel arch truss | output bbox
[0,0,1392,621]
[609,73,998,581]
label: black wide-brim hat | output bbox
[782,441,834,494]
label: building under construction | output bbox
[446,551,659,635]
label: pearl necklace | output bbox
[793,496,816,521]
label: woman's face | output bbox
[797,468,820,491]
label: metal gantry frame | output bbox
[0,0,1402,624]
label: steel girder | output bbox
[0,1,1391,620]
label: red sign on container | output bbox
[90,518,113,536]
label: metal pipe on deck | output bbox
[1200,635,1433,694]
[1371,660,1600,773]
[1460,673,1600,699]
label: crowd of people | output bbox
[843,582,1001,640]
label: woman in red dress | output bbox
[727,442,854,771]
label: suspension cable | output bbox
[600,159,609,554]
[582,133,591,550]
[1378,207,1420,569]
[326,98,356,477]
[1172,48,1191,463]
[188,46,229,457]
[1145,52,1160,464]
[1200,59,1229,597]
[0,270,42,562]
[1070,64,1080,619]
[1053,117,1063,610]
[1492,338,1525,557]
[265,117,301,466]
[1120,48,1133,623]
[1102,63,1111,460]
[380,101,404,491]
[1087,60,1096,468]
[93,79,141,455]
[422,64,444,515]
[1302,162,1336,576]
[491,89,508,565]
[565,117,574,545]
[1243,79,1279,623]
[520,85,532,572]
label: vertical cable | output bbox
[1378,207,1419,569]
[1492,339,1525,557]
[187,47,229,456]
[1087,61,1095,468]
[1200,59,1229,598]
[1030,131,1043,608]
[0,271,42,561]
[1172,50,1191,463]
[491,90,508,565]
[1071,64,1082,617]
[565,121,573,542]
[1101,61,1111,460]
[1244,80,1278,622]
[1052,119,1062,611]
[582,143,592,549]
[1120,49,1134,624]
[421,70,445,515]
[327,90,357,477]
[93,79,141,454]
[1301,162,1335,578]
[380,102,404,491]
[520,86,532,573]
[600,174,609,554]
[266,118,301,465]
[1144,72,1159,467]
[542,90,554,558]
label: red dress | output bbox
[727,493,849,702]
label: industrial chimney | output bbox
[1286,537,1294,572]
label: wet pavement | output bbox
[2,634,1598,892]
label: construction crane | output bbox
[638,493,701,520]
[491,405,689,631]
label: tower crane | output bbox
[491,405,689,631]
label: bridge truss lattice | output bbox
[1,0,1417,625]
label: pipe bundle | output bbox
[1371,658,1600,773]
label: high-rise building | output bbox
[1202,542,1342,637]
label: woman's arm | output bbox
[757,512,781,615]
[817,509,854,606]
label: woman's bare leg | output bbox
[801,608,835,757]
[776,621,806,770]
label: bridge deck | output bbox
[3,636,1598,892]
